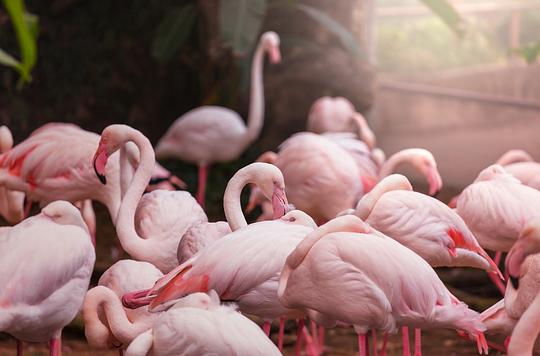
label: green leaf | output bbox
[295,3,362,57]
[2,0,38,85]
[512,41,540,65]
[24,12,39,40]
[0,48,22,70]
[220,0,267,56]
[151,4,196,62]
[420,0,463,36]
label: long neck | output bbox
[379,150,416,178]
[507,292,540,356]
[223,170,252,231]
[84,286,153,346]
[241,41,266,146]
[355,174,412,220]
[496,149,534,166]
[115,131,155,260]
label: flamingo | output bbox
[121,163,314,349]
[0,200,95,356]
[0,126,24,224]
[154,31,281,207]
[125,291,281,356]
[83,260,163,351]
[277,215,488,356]
[352,174,502,273]
[176,221,231,264]
[92,125,207,273]
[307,96,376,149]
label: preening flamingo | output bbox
[353,174,501,273]
[93,125,207,273]
[278,215,488,356]
[125,291,281,356]
[0,126,24,224]
[154,31,281,207]
[307,96,376,149]
[0,201,95,356]
[83,260,163,351]
[176,221,231,264]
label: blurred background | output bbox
[0,0,539,354]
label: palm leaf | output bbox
[420,0,463,36]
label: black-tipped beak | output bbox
[430,189,441,198]
[509,274,519,289]
[93,158,107,185]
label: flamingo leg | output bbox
[295,319,305,356]
[494,251,502,266]
[278,317,285,351]
[49,333,61,356]
[196,164,208,208]
[359,334,368,356]
[17,339,23,356]
[381,333,389,356]
[402,326,411,356]
[310,320,320,353]
[414,329,422,356]
[318,326,325,353]
[118,350,124,356]
[372,329,378,356]
[302,325,319,356]
[263,321,271,337]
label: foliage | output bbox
[0,0,38,88]
[151,4,196,62]
[513,41,540,64]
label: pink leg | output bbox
[402,326,411,356]
[302,325,318,356]
[17,339,23,356]
[278,317,285,351]
[414,329,421,356]
[310,320,319,352]
[372,329,378,356]
[196,164,208,208]
[381,333,389,356]
[118,350,124,356]
[359,334,368,356]
[295,319,305,356]
[49,335,61,356]
[494,251,502,266]
[318,326,325,353]
[263,321,271,337]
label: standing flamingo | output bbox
[93,125,207,273]
[154,31,281,207]
[0,201,95,356]
[278,215,488,356]
[307,96,376,149]
[353,174,502,273]
[0,126,24,224]
[83,260,163,351]
[125,291,281,356]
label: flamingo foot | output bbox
[278,317,285,351]
[402,326,411,356]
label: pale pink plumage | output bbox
[0,201,95,354]
[456,165,540,252]
[0,126,24,224]
[125,292,281,356]
[278,215,488,354]
[83,260,163,350]
[176,221,231,264]
[154,32,281,206]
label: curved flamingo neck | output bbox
[85,286,152,345]
[241,39,266,146]
[115,129,155,259]
[378,149,418,179]
[355,174,412,220]
[496,149,534,166]
[507,292,540,355]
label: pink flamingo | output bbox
[154,31,281,207]
[0,200,95,356]
[83,260,163,352]
[125,291,281,356]
[0,126,24,224]
[176,221,231,263]
[307,96,376,149]
[93,125,207,273]
[122,163,314,350]
[353,174,502,273]
[278,215,488,356]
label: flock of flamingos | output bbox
[1,30,540,356]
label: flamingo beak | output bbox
[269,46,281,64]
[93,142,108,185]
[505,243,525,283]
[427,168,442,197]
[271,186,288,219]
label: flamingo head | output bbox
[506,220,540,283]
[412,150,442,196]
[93,124,130,185]
[262,31,281,64]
